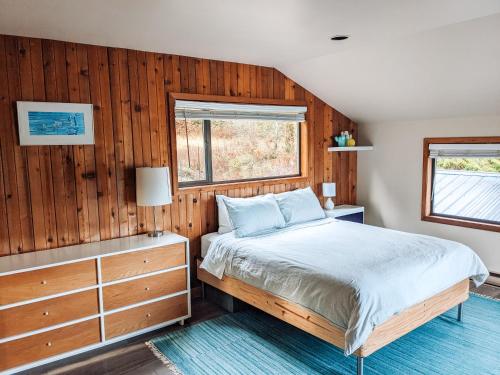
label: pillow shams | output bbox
[275,186,326,226]
[223,194,286,237]
[216,195,233,234]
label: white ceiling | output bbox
[1,0,500,123]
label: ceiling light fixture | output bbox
[331,35,349,41]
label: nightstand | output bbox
[325,205,364,223]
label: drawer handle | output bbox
[143,259,150,264]
[43,311,49,316]
[46,342,52,347]
[41,280,47,285]
[145,287,150,291]
[146,313,151,318]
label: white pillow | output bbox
[274,187,326,226]
[223,194,286,238]
[216,195,233,234]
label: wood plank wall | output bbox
[0,35,357,279]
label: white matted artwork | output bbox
[17,101,94,145]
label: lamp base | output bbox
[148,230,164,237]
[324,197,335,211]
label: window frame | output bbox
[421,136,500,233]
[169,93,309,194]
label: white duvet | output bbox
[200,218,488,355]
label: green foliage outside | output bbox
[436,158,500,173]
[176,119,299,182]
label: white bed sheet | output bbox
[200,218,488,355]
[201,232,222,258]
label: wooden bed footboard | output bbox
[196,259,469,358]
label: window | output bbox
[174,99,306,187]
[422,138,500,232]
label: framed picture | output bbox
[17,101,94,145]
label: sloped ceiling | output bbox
[1,0,499,123]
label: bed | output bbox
[197,217,488,375]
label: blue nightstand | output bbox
[325,205,364,223]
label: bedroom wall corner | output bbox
[356,116,500,275]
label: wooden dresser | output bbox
[0,233,190,374]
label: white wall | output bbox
[357,116,500,276]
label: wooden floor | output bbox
[23,282,499,375]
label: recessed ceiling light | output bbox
[331,35,349,41]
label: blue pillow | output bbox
[223,194,286,238]
[275,187,326,226]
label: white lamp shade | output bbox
[136,167,172,206]
[322,182,336,197]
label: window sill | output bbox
[177,175,309,194]
[422,214,500,233]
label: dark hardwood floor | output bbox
[23,283,499,375]
[24,299,226,375]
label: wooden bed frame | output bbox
[197,260,469,375]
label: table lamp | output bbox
[322,182,336,211]
[136,167,172,237]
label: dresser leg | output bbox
[179,319,185,326]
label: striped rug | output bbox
[147,294,500,374]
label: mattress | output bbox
[200,218,488,355]
[201,232,222,258]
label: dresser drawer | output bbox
[103,268,187,311]
[0,318,100,371]
[105,294,188,339]
[0,260,97,305]
[101,243,186,282]
[0,289,99,339]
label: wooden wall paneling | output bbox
[323,107,334,206]
[215,61,225,96]
[18,37,47,251]
[208,60,218,95]
[119,48,137,235]
[0,36,19,254]
[146,52,163,232]
[229,63,238,97]
[339,113,351,204]
[8,37,35,254]
[155,53,171,232]
[127,49,144,234]
[249,65,257,97]
[331,110,341,205]
[0,35,358,275]
[137,51,153,233]
[284,77,294,100]
[77,44,100,242]
[313,100,325,198]
[87,46,110,240]
[35,38,61,248]
[97,47,119,239]
[109,48,129,237]
[272,69,285,99]
[41,39,64,248]
[0,142,9,254]
[56,40,80,246]
[187,57,196,94]
[255,66,263,98]
[348,119,358,203]
[67,42,91,244]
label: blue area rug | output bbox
[147,294,500,374]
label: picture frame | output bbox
[17,101,94,145]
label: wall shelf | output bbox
[328,146,374,152]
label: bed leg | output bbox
[357,356,364,375]
[201,281,206,300]
[457,302,463,322]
